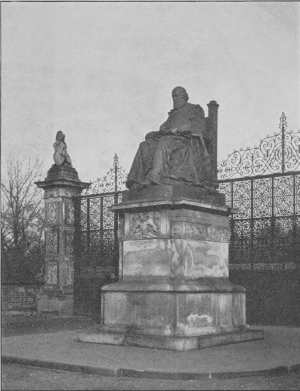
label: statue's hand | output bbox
[170,128,179,134]
[179,124,192,133]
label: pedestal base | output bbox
[76,194,264,350]
[101,278,246,333]
[76,278,265,351]
[76,328,264,351]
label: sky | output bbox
[2,1,300,184]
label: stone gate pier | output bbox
[36,132,90,315]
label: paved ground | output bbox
[2,363,300,390]
[2,314,300,390]
[1,313,98,337]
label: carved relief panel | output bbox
[65,231,74,255]
[45,202,59,226]
[44,188,76,199]
[44,189,60,199]
[66,263,74,285]
[46,231,59,255]
[129,211,161,239]
[171,222,230,242]
[47,264,58,285]
[65,201,74,225]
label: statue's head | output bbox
[172,87,189,109]
[56,131,65,142]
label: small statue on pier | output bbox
[53,131,72,166]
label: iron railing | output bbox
[73,114,300,323]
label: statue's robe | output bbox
[126,102,213,188]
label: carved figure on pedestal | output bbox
[53,131,72,166]
[126,87,217,192]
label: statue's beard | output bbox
[173,100,186,109]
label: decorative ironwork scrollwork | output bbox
[84,154,127,195]
[253,178,272,218]
[218,114,300,179]
[274,176,293,216]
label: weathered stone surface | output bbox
[121,238,228,279]
[53,131,72,166]
[129,330,264,350]
[128,211,161,239]
[176,293,220,336]
[118,202,232,247]
[125,334,199,351]
[45,202,59,226]
[100,289,246,338]
[103,292,175,336]
[46,164,79,181]
[37,292,74,316]
[76,332,125,345]
[102,279,245,292]
[232,292,246,327]
[122,239,171,278]
[35,158,90,316]
[171,221,230,242]
[170,239,229,278]
[76,327,264,351]
[122,184,225,206]
[80,191,261,350]
[112,198,232,216]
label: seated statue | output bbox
[53,131,72,166]
[126,87,216,192]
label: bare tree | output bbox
[1,156,45,282]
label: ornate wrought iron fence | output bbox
[74,114,300,324]
[73,155,126,316]
[84,154,128,195]
[218,113,300,179]
[218,114,300,325]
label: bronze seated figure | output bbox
[126,87,218,193]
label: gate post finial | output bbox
[279,113,287,173]
[279,112,287,131]
[114,153,119,192]
[113,153,119,168]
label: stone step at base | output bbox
[76,328,264,352]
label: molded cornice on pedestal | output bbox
[112,198,238,216]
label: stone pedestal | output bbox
[77,185,263,350]
[35,165,90,315]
